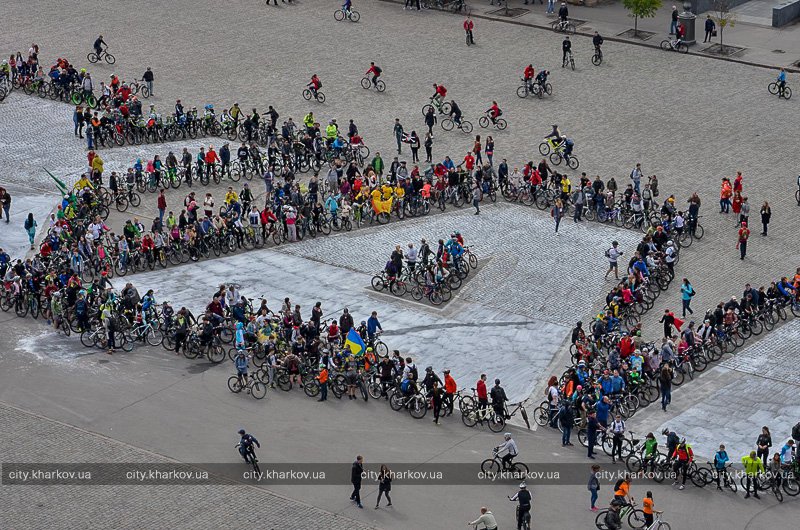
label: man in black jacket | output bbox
[490,379,508,419]
[350,455,364,508]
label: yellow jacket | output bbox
[741,455,764,476]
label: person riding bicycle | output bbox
[562,37,572,66]
[558,1,569,22]
[93,35,106,57]
[523,64,535,91]
[544,124,565,149]
[593,31,604,54]
[449,100,463,127]
[486,101,502,124]
[534,70,549,93]
[562,138,575,163]
[776,68,788,96]
[308,74,322,98]
[365,61,382,87]
[342,0,353,15]
[495,432,518,470]
[508,482,532,530]
[431,83,447,107]
[672,23,685,46]
[613,475,632,506]
[237,428,260,463]
[235,350,250,387]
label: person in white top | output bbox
[496,433,519,470]
[405,243,418,271]
[468,507,498,530]
[604,240,623,280]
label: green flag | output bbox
[43,167,69,196]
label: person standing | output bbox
[610,414,626,464]
[741,450,764,498]
[157,189,167,222]
[23,213,37,250]
[670,6,679,35]
[371,152,384,180]
[409,131,420,163]
[0,187,11,223]
[393,118,404,155]
[424,132,433,163]
[472,182,481,215]
[142,67,154,96]
[703,14,716,42]
[316,365,328,401]
[658,364,672,412]
[431,379,444,424]
[350,455,364,508]
[463,16,475,46]
[424,106,436,137]
[758,201,771,235]
[604,241,623,280]
[375,465,392,508]
[680,278,695,317]
[588,464,601,511]
[586,410,603,459]
[443,369,457,416]
[737,221,750,260]
[559,399,575,446]
[572,186,584,222]
[739,196,750,226]
[545,0,555,14]
[756,426,772,467]
[73,105,83,137]
[630,163,643,194]
[552,198,563,233]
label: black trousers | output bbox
[351,483,361,504]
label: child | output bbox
[642,491,661,527]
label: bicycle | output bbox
[389,387,428,419]
[595,500,647,529]
[480,449,530,476]
[87,47,116,64]
[660,39,688,54]
[562,51,575,71]
[334,8,361,22]
[551,19,576,34]
[508,498,531,530]
[549,149,579,170]
[768,81,792,100]
[421,97,452,116]
[228,374,267,399]
[360,76,385,92]
[645,511,671,530]
[441,117,473,133]
[516,77,543,99]
[592,47,603,66]
[302,88,326,103]
[478,112,507,130]
[236,443,261,476]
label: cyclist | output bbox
[365,61,382,87]
[449,100,463,128]
[672,23,685,47]
[431,83,447,107]
[777,68,787,96]
[234,350,250,387]
[534,69,549,93]
[308,74,321,98]
[93,35,106,57]
[562,138,575,163]
[342,0,353,16]
[713,443,731,490]
[237,428,260,463]
[544,124,564,150]
[495,432,518,470]
[508,482,532,530]
[468,507,498,530]
[671,439,693,490]
[593,31,604,56]
[486,101,502,125]
[562,36,572,67]
[523,64,535,91]
[642,432,658,471]
[613,475,632,505]
[558,1,569,23]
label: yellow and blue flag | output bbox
[344,328,366,357]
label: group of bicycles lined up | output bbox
[371,233,479,306]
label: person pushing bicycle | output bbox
[508,482,532,530]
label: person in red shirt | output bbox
[530,166,542,189]
[486,101,502,124]
[463,16,475,46]
[205,146,219,181]
[432,84,447,106]
[476,374,488,416]
[619,333,635,358]
[118,84,131,102]
[463,152,475,172]
[308,74,321,97]
[365,62,382,87]
[524,64,535,83]
[109,74,120,94]
[443,369,457,415]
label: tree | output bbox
[623,0,663,38]
[712,0,737,51]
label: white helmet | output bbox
[666,240,674,246]
[504,432,512,439]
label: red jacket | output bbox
[476,379,487,399]
[157,195,167,209]
[463,20,474,31]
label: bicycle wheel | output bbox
[783,86,792,99]
[409,395,427,418]
[677,42,689,54]
[480,458,501,474]
[768,82,779,95]
[375,80,385,92]
[488,413,506,433]
[460,120,473,133]
[360,77,371,89]
[302,89,312,100]
[349,10,360,22]
[207,345,226,363]
[495,118,507,130]
[627,509,647,529]
[595,510,610,530]
[656,523,671,530]
[782,476,799,496]
[516,85,529,98]
[479,116,489,128]
[105,53,116,64]
[334,9,345,20]
[592,53,602,66]
[251,381,267,399]
[228,376,243,393]
[533,405,549,427]
[145,328,163,346]
[87,52,98,63]
[538,142,550,155]
[567,156,579,170]
[441,119,454,131]
[367,381,382,400]
[316,91,326,103]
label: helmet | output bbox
[366,347,373,352]
[666,240,673,246]
[504,432,512,439]
[205,104,213,110]
[519,482,527,489]
[662,428,669,435]
[361,321,366,326]
[425,366,433,372]
[238,429,246,435]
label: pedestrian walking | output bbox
[393,118,404,154]
[463,16,475,46]
[719,177,732,212]
[680,278,695,317]
[409,131,420,163]
[737,221,750,260]
[485,136,494,166]
[424,132,433,163]
[0,188,11,223]
[704,14,716,42]
[760,201,771,235]
[157,189,167,222]
[23,213,37,250]
[552,198,563,233]
[588,464,601,511]
[670,5,679,35]
[472,182,481,215]
[739,196,750,226]
[630,163,643,194]
[658,364,672,412]
[142,66,154,96]
[604,241,623,280]
[350,455,364,508]
[375,465,393,508]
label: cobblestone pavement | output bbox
[720,319,800,386]
[0,402,377,530]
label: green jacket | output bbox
[741,455,764,476]
[371,156,383,173]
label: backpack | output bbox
[605,248,611,258]
[317,80,322,88]
[614,478,624,492]
[410,365,418,381]
[374,66,382,74]
[792,421,800,442]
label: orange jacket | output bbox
[317,369,328,384]
[444,374,457,394]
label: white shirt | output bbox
[498,438,518,456]
[607,247,623,263]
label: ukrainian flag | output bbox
[344,328,366,357]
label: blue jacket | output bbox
[595,400,610,423]
[610,375,625,393]
[367,316,382,334]
[714,450,729,469]
[235,355,248,372]
[600,377,614,395]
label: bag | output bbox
[613,478,624,492]
[792,421,800,441]
[605,249,611,258]
[374,66,382,74]
[317,80,322,88]
[712,29,718,37]
[689,287,696,297]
